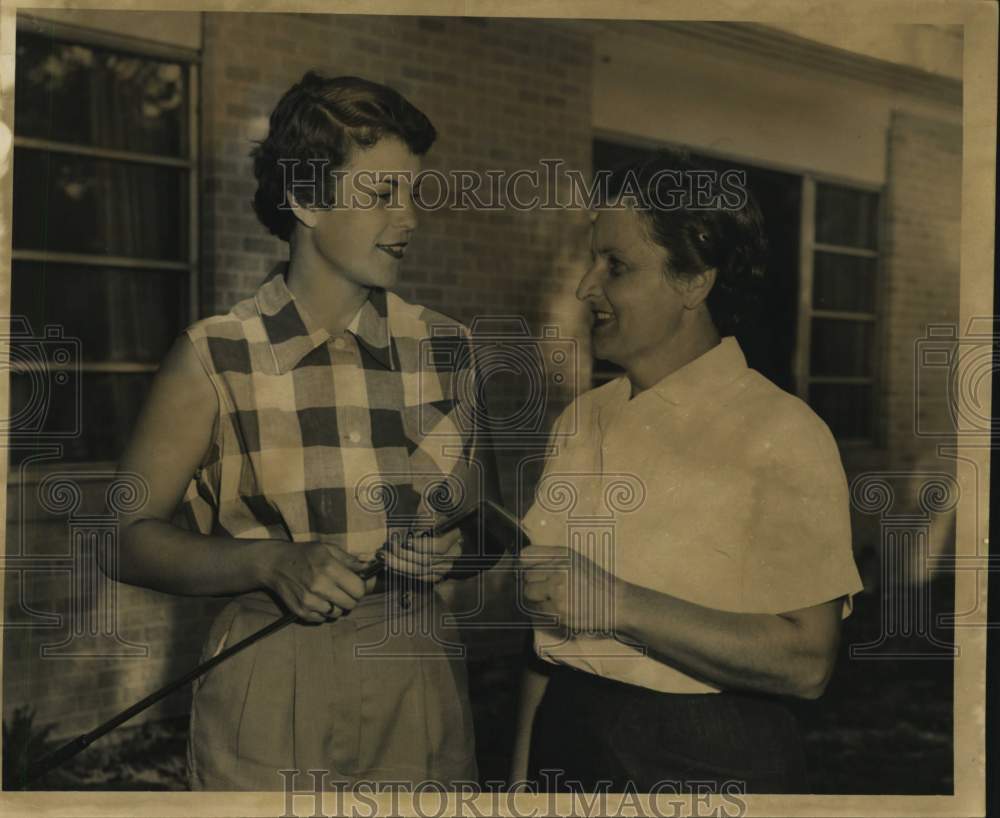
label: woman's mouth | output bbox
[592,309,616,331]
[376,242,408,260]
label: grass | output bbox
[5,713,188,791]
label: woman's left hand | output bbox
[383,527,463,583]
[520,544,621,635]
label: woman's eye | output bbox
[608,258,626,277]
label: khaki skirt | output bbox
[187,588,478,791]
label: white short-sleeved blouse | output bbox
[522,337,864,694]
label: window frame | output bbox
[795,174,885,448]
[10,14,200,478]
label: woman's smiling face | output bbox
[303,135,422,290]
[576,206,689,371]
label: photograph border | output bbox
[0,0,994,816]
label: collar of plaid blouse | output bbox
[256,262,396,372]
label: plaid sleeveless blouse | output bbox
[179,266,484,559]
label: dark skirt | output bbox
[528,665,808,794]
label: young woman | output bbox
[113,73,499,790]
[512,152,864,793]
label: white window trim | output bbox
[796,175,884,447]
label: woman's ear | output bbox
[682,267,717,310]
[288,191,318,230]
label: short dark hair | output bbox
[608,150,768,336]
[251,72,437,241]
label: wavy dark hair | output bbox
[607,150,768,336]
[251,72,437,241]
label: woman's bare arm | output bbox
[522,544,843,700]
[615,585,843,699]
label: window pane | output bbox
[12,148,187,260]
[9,372,154,464]
[809,383,873,441]
[810,318,873,377]
[15,31,188,157]
[813,252,878,313]
[815,183,879,250]
[12,261,188,363]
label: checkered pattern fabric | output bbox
[180,265,484,560]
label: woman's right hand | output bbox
[258,541,370,623]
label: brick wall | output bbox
[882,111,962,471]
[4,14,594,741]
[843,110,963,588]
[3,473,228,742]
[201,14,594,315]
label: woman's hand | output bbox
[258,541,370,623]
[383,527,463,583]
[520,544,621,636]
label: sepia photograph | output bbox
[0,2,994,816]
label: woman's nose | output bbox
[575,261,604,302]
[392,196,419,232]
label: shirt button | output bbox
[348,431,361,443]
[333,338,347,351]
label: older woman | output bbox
[512,152,863,793]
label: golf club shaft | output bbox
[20,510,472,787]
[23,610,296,786]
[23,552,393,787]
